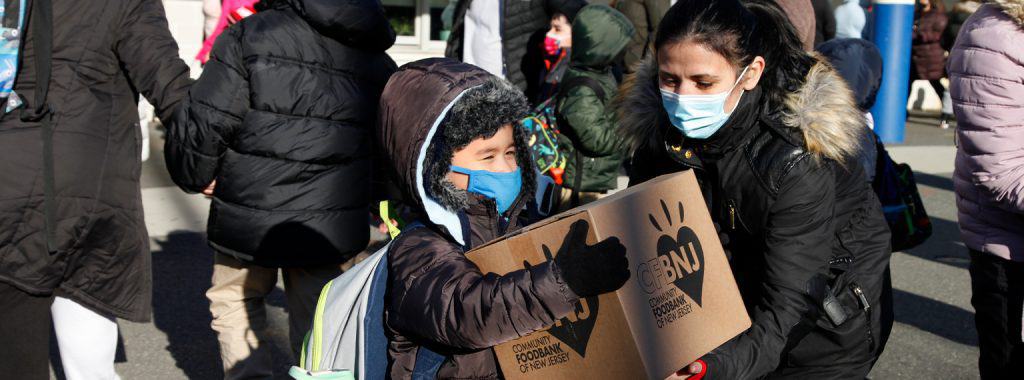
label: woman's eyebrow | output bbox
[690,73,719,81]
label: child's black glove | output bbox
[552,219,630,298]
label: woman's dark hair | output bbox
[654,0,817,114]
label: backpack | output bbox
[290,203,440,379]
[519,76,608,210]
[872,139,932,251]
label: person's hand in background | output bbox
[202,180,216,197]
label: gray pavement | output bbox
[92,114,976,379]
[867,115,978,380]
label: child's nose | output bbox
[495,155,518,173]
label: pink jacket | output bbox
[949,0,1024,261]
[196,0,260,63]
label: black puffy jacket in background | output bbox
[445,0,551,91]
[617,57,893,379]
[0,0,191,322]
[165,0,397,268]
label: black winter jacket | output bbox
[377,59,578,379]
[0,0,191,322]
[446,0,551,91]
[165,0,396,267]
[618,58,893,379]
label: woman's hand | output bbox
[202,180,216,197]
[665,360,706,380]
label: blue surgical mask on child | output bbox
[450,166,522,214]
[660,66,750,140]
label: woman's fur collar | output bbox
[953,0,982,15]
[992,0,1024,25]
[614,55,864,163]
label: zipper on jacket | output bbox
[729,204,736,230]
[851,284,875,352]
[852,284,870,312]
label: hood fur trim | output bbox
[615,55,864,162]
[953,0,983,14]
[424,78,533,214]
[992,0,1024,25]
[613,55,669,155]
[779,56,864,163]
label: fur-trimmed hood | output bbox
[953,0,983,15]
[377,58,532,246]
[992,0,1024,25]
[614,56,864,163]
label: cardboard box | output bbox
[465,170,751,380]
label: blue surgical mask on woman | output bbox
[451,166,522,214]
[660,66,750,139]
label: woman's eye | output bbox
[482,155,495,160]
[505,150,516,156]
[696,82,714,90]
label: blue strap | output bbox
[412,347,446,380]
[364,221,430,378]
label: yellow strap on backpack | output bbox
[379,201,402,240]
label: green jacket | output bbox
[556,5,635,192]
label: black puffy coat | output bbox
[0,0,191,322]
[617,58,893,379]
[165,0,396,268]
[446,0,551,91]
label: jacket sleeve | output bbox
[703,158,837,380]
[115,0,193,123]
[615,0,648,72]
[387,234,579,350]
[164,26,249,193]
[559,85,623,157]
[950,39,1024,215]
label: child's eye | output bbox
[482,155,495,160]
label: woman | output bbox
[616,0,892,378]
[910,0,952,128]
[948,0,1024,377]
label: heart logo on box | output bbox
[649,200,706,307]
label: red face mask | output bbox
[543,35,561,56]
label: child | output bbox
[555,5,635,209]
[376,58,630,379]
[164,0,396,377]
[530,0,587,104]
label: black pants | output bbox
[970,250,1024,380]
[0,281,53,380]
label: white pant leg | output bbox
[51,297,121,380]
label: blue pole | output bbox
[870,0,915,144]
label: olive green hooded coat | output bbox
[556,5,635,192]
